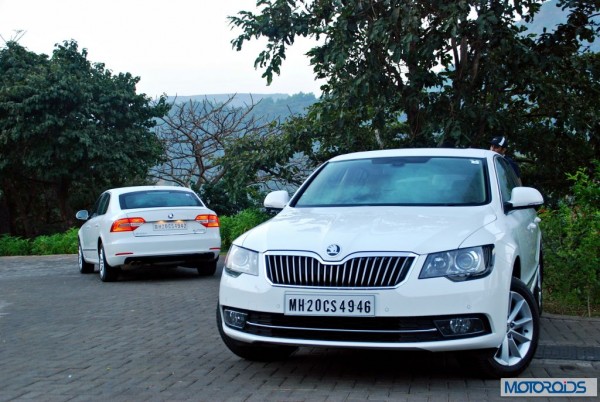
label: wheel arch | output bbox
[97,237,104,254]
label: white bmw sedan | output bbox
[218,148,544,378]
[76,186,220,282]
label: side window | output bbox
[495,157,519,204]
[90,196,102,217]
[91,193,110,217]
[97,194,110,215]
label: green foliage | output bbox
[0,227,78,256]
[198,181,264,217]
[219,209,271,250]
[0,235,32,256]
[229,0,599,203]
[30,227,79,255]
[231,0,547,145]
[281,100,416,167]
[540,162,600,316]
[0,40,170,237]
[219,120,308,193]
[514,49,600,206]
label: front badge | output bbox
[326,244,341,257]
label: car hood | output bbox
[237,206,497,260]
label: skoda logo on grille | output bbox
[168,213,174,219]
[326,244,341,257]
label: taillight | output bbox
[111,217,145,232]
[195,214,219,228]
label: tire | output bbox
[98,245,120,282]
[78,242,94,274]
[216,305,297,361]
[468,277,540,378]
[197,259,217,277]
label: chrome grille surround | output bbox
[265,252,416,288]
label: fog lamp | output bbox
[434,317,485,337]
[223,309,248,329]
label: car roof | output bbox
[329,148,495,162]
[106,186,195,196]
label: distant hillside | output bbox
[165,92,318,122]
[166,93,291,108]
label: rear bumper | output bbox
[123,252,218,267]
[103,233,220,267]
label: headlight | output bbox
[419,245,493,281]
[225,245,259,276]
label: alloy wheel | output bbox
[494,290,534,366]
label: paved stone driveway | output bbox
[0,255,598,401]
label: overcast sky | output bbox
[0,0,323,98]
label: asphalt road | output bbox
[0,255,598,401]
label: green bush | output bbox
[30,227,79,255]
[0,234,32,256]
[540,162,600,317]
[220,209,271,251]
[0,228,78,257]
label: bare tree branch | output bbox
[149,95,273,189]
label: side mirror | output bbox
[264,190,290,210]
[505,187,544,212]
[75,210,89,221]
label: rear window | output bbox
[119,190,203,210]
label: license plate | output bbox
[284,294,375,316]
[153,222,187,231]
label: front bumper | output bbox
[218,254,512,352]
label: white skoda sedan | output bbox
[76,186,221,282]
[217,148,544,378]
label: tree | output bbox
[231,0,544,143]
[0,40,169,236]
[229,0,599,200]
[508,1,600,201]
[150,95,283,215]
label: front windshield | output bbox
[294,156,489,207]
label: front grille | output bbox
[224,308,490,343]
[266,254,415,288]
